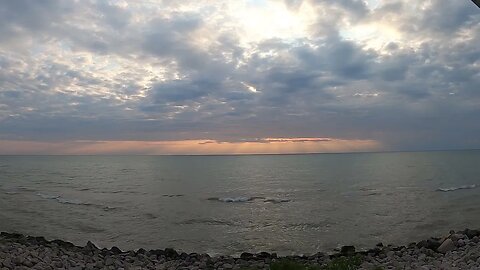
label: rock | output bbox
[51,239,75,249]
[95,260,103,268]
[240,252,253,260]
[257,252,271,258]
[53,260,63,268]
[417,239,441,250]
[105,256,114,266]
[340,245,356,256]
[148,249,165,256]
[23,259,34,267]
[463,229,480,239]
[179,252,189,259]
[2,258,13,268]
[164,248,178,258]
[13,256,24,265]
[437,238,455,253]
[450,234,465,242]
[84,241,98,251]
[240,252,254,259]
[110,246,122,254]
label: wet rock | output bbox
[110,246,122,254]
[463,229,480,239]
[148,249,165,257]
[84,241,98,251]
[240,252,254,259]
[164,248,179,258]
[417,238,441,250]
[257,251,271,258]
[51,239,75,249]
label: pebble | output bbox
[1,229,480,270]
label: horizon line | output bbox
[0,148,478,157]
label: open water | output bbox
[1,151,479,255]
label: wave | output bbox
[177,218,235,226]
[36,193,115,210]
[436,184,477,192]
[36,193,60,199]
[207,196,290,203]
[210,196,255,203]
[263,197,291,203]
[56,198,91,206]
[37,193,89,205]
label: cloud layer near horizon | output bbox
[0,0,479,154]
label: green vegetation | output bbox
[270,260,321,270]
[265,256,363,270]
[322,256,362,270]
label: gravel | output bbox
[0,229,479,269]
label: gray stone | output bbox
[437,238,455,253]
[105,256,114,266]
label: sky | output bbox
[0,0,479,155]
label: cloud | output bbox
[0,0,479,153]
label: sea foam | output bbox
[436,184,477,192]
[207,196,290,203]
[37,193,91,206]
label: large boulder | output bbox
[416,239,441,250]
[437,238,455,253]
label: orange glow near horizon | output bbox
[0,138,382,155]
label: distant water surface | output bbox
[0,151,479,255]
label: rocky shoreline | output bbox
[1,229,480,269]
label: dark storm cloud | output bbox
[0,0,479,151]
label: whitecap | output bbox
[436,184,477,192]
[263,197,291,203]
[36,193,60,199]
[55,197,91,205]
[219,196,253,203]
[207,196,256,203]
[208,196,290,203]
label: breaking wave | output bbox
[37,193,89,205]
[177,218,236,226]
[207,196,290,203]
[436,184,477,192]
[208,196,256,203]
[263,197,291,203]
[36,193,115,211]
[37,193,60,200]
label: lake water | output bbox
[0,151,479,255]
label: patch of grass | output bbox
[268,256,363,270]
[321,256,362,270]
[270,260,321,270]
